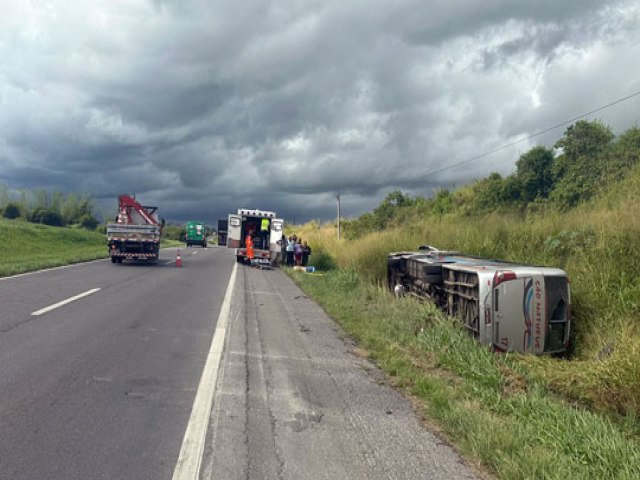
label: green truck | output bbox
[185,221,207,247]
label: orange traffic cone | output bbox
[176,248,182,267]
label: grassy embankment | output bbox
[0,218,106,276]
[0,218,183,277]
[287,167,640,478]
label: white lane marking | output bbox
[172,261,238,480]
[31,288,101,316]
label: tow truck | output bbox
[106,195,163,263]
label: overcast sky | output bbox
[1,0,639,224]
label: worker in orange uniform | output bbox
[246,228,255,264]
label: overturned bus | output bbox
[388,247,571,355]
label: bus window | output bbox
[544,276,570,353]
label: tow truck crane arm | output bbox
[117,194,160,226]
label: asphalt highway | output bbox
[0,247,479,480]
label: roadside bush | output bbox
[78,214,99,230]
[3,202,21,219]
[29,207,47,224]
[40,210,64,227]
[30,207,65,226]
[312,249,337,271]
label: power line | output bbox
[415,89,640,181]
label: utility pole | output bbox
[336,193,341,240]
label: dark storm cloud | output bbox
[392,0,610,46]
[1,0,639,224]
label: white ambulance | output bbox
[227,208,284,266]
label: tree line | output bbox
[0,186,100,230]
[343,120,640,239]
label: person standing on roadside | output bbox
[302,240,312,266]
[285,235,295,267]
[294,237,303,267]
[279,237,286,266]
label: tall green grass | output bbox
[290,270,640,479]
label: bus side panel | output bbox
[479,279,493,347]
[527,276,546,355]
[493,275,546,354]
